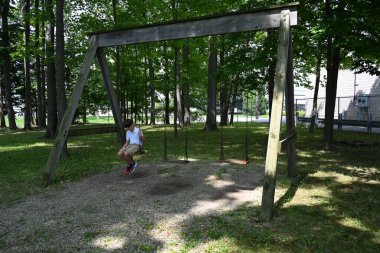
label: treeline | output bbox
[0,0,379,149]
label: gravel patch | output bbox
[0,162,265,252]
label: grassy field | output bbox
[1,123,379,252]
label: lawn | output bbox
[0,123,379,252]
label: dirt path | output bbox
[0,162,266,252]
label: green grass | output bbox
[1,123,380,252]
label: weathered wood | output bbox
[220,159,249,165]
[260,10,290,222]
[90,5,298,48]
[285,29,296,177]
[43,36,98,186]
[279,132,297,153]
[96,48,125,144]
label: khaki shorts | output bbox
[120,144,141,156]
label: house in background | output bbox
[303,70,380,121]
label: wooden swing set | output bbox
[44,2,299,221]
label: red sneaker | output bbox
[123,167,132,175]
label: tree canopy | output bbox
[0,0,378,146]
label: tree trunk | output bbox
[56,0,68,157]
[173,45,179,137]
[0,72,6,127]
[164,43,170,124]
[324,40,340,150]
[1,0,17,130]
[171,0,179,135]
[41,1,47,127]
[204,36,218,131]
[0,81,4,127]
[229,84,238,125]
[255,91,259,119]
[183,43,190,126]
[149,58,156,125]
[219,36,229,126]
[134,94,137,124]
[23,0,33,130]
[144,46,149,124]
[309,48,322,132]
[324,0,341,150]
[267,60,276,120]
[112,0,121,113]
[45,0,57,138]
[120,48,126,122]
[35,0,44,128]
[175,46,183,128]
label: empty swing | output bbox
[163,121,190,164]
[219,95,250,165]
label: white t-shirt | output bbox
[126,127,143,146]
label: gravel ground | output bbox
[0,162,267,252]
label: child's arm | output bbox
[139,130,145,142]
[123,139,130,148]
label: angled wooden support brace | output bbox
[43,36,98,186]
[260,10,290,222]
[96,47,124,144]
[278,132,297,154]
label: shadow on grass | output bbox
[179,166,380,252]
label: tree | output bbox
[23,0,32,130]
[56,0,68,157]
[0,74,5,127]
[112,0,121,117]
[295,0,380,148]
[163,43,170,124]
[45,0,57,138]
[35,0,46,128]
[219,35,229,126]
[182,42,190,126]
[148,57,156,125]
[204,36,218,131]
[309,43,323,132]
[1,0,17,130]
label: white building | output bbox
[303,70,380,121]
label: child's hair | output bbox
[124,119,133,128]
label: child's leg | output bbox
[123,146,137,167]
[123,145,140,167]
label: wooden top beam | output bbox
[88,2,298,48]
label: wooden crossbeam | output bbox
[88,3,298,48]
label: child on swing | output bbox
[117,119,145,175]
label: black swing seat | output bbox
[135,149,146,155]
[135,143,146,155]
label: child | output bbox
[117,119,145,175]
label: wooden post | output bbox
[260,10,290,221]
[96,47,124,144]
[285,29,296,178]
[43,36,98,186]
